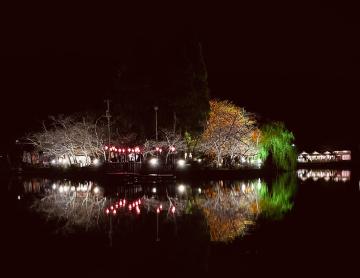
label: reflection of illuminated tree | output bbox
[259,173,296,220]
[32,182,107,232]
[199,181,260,242]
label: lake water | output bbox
[3,169,360,276]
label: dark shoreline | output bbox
[1,160,356,183]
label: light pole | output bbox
[154,106,158,142]
[105,99,111,162]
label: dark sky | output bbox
[1,5,359,151]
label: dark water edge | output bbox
[2,170,360,277]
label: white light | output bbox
[59,186,64,193]
[93,158,99,165]
[93,187,100,194]
[51,159,56,165]
[64,186,69,192]
[198,188,202,193]
[177,184,186,194]
[241,157,246,163]
[149,158,158,166]
[17,195,21,200]
[177,159,186,167]
[52,184,57,190]
[197,158,202,163]
[70,186,76,191]
[152,187,157,193]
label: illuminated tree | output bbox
[142,129,185,163]
[200,100,259,167]
[259,122,297,171]
[26,114,136,165]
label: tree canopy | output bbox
[259,122,297,171]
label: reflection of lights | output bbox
[298,169,351,182]
[198,188,202,193]
[17,195,21,200]
[171,206,176,214]
[93,158,99,166]
[241,157,246,163]
[106,209,110,214]
[52,184,57,190]
[177,159,186,167]
[113,209,117,215]
[177,184,186,194]
[93,187,100,194]
[242,184,246,193]
[149,158,158,166]
[152,187,157,193]
[159,204,162,210]
[70,186,76,191]
[197,158,202,163]
[59,186,64,193]
[156,208,160,214]
[51,159,56,165]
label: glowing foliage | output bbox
[259,122,297,170]
[201,100,259,166]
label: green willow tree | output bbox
[259,122,297,171]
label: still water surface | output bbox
[3,169,360,275]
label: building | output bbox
[298,150,351,163]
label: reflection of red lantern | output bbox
[113,209,117,215]
[156,208,160,214]
[106,209,110,214]
[129,204,132,211]
[156,147,159,151]
[104,146,109,150]
[159,204,162,210]
[171,206,175,214]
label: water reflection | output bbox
[297,169,351,182]
[30,180,107,232]
[21,174,297,242]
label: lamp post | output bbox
[154,106,158,142]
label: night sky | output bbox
[1,5,359,152]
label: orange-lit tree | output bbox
[200,100,259,167]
